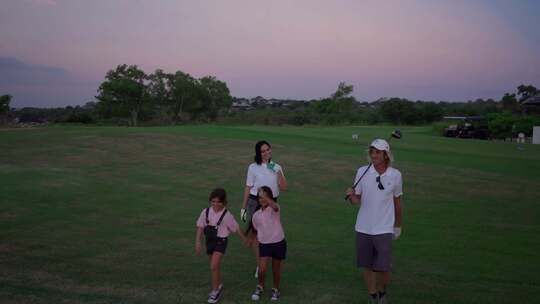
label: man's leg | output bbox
[376,271,390,301]
[376,271,390,290]
[373,234,393,303]
[358,232,377,300]
[363,269,377,295]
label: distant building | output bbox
[522,94,540,114]
[231,96,310,111]
[251,96,266,104]
[231,98,253,111]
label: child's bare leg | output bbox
[271,258,282,289]
[250,233,260,268]
[258,257,269,287]
[210,252,223,290]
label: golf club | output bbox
[389,129,402,141]
[344,129,402,201]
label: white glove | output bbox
[393,227,402,240]
[240,208,247,222]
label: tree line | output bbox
[95,64,232,126]
[225,83,539,139]
[2,66,539,138]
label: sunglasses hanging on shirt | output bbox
[376,176,385,190]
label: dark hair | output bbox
[258,186,274,199]
[254,140,271,165]
[245,187,275,235]
[208,188,227,205]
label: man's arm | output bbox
[393,196,402,227]
[393,196,403,240]
[346,188,361,205]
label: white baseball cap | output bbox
[370,138,390,152]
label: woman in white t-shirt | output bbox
[240,140,287,278]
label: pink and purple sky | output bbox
[1,0,539,107]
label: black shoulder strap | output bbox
[216,209,228,227]
[205,207,210,225]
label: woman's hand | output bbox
[276,164,288,191]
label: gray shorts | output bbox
[356,232,393,272]
[246,195,259,221]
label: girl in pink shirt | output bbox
[195,188,246,304]
[250,186,287,301]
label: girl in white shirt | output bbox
[240,140,287,278]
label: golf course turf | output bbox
[1,125,539,303]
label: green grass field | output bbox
[2,125,540,303]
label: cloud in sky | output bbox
[0,57,70,86]
[0,57,98,108]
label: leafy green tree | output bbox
[0,94,12,124]
[148,69,173,122]
[513,115,540,136]
[417,101,443,123]
[147,69,170,104]
[96,64,148,126]
[487,112,515,139]
[312,82,356,114]
[198,76,232,120]
[517,84,538,102]
[146,70,232,123]
[0,94,12,114]
[500,93,519,113]
[331,82,354,100]
[379,98,419,124]
[168,71,198,122]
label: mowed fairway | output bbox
[1,125,540,304]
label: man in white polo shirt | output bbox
[345,138,403,304]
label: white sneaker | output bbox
[251,285,263,301]
[208,284,223,297]
[378,292,386,304]
[270,288,280,301]
[207,285,223,303]
[254,266,259,278]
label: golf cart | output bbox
[443,116,490,140]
